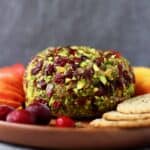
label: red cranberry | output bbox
[26,102,51,125]
[54,73,65,84]
[56,116,75,128]
[118,64,123,77]
[37,79,47,89]
[55,56,68,66]
[82,68,94,79]
[67,47,76,55]
[65,69,73,78]
[73,57,81,63]
[123,70,131,83]
[95,57,104,66]
[45,64,55,75]
[6,110,35,124]
[0,105,14,121]
[31,60,43,75]
[53,101,62,110]
[110,50,122,58]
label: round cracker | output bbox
[117,94,150,114]
[90,118,150,128]
[103,111,150,121]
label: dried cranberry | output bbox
[75,98,86,106]
[68,47,76,55]
[54,48,60,55]
[34,99,48,105]
[95,88,105,96]
[37,79,47,89]
[31,60,43,75]
[45,64,55,75]
[110,50,122,58]
[118,64,123,77]
[53,101,62,110]
[115,78,124,89]
[65,69,73,78]
[123,71,131,83]
[55,56,68,66]
[95,57,104,66]
[82,68,94,79]
[46,84,54,97]
[54,73,65,84]
[31,68,40,75]
[73,57,81,63]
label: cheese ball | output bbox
[24,46,135,118]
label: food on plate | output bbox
[0,105,14,120]
[90,118,150,128]
[117,93,150,114]
[0,64,25,108]
[133,67,150,95]
[6,109,35,124]
[55,116,75,127]
[26,102,51,125]
[0,90,24,102]
[0,99,21,108]
[0,81,24,96]
[103,111,150,121]
[90,94,150,128]
[24,46,135,118]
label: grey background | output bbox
[0,0,150,67]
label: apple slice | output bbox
[0,81,24,96]
[0,90,25,103]
[0,99,21,108]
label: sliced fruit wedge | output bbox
[0,99,21,108]
[0,81,24,96]
[0,90,25,103]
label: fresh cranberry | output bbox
[54,73,64,84]
[0,105,14,121]
[6,110,35,124]
[26,102,51,125]
[56,116,75,128]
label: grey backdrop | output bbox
[0,0,149,67]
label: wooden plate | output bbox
[0,121,149,149]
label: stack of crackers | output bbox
[90,94,150,128]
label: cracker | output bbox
[117,94,150,114]
[90,118,150,128]
[103,111,150,121]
